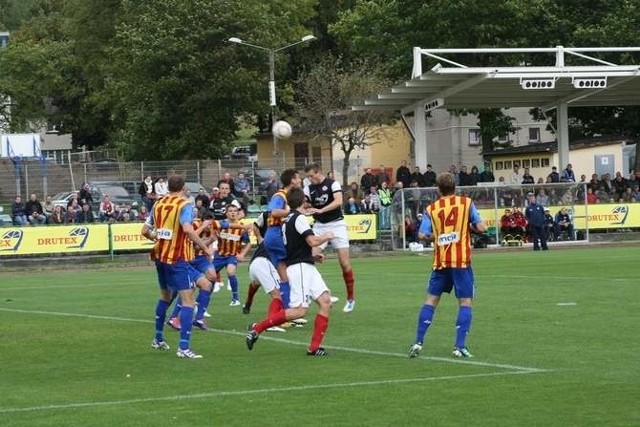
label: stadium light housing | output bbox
[424,98,445,112]
[520,78,556,90]
[572,77,607,89]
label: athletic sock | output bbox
[415,304,436,345]
[245,282,260,307]
[154,299,170,341]
[178,306,195,351]
[169,297,182,320]
[279,281,290,308]
[229,275,239,301]
[342,269,355,301]
[254,309,287,333]
[195,289,212,321]
[216,271,222,283]
[309,314,329,351]
[267,298,283,317]
[455,306,473,349]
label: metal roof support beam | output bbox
[413,103,428,169]
[557,102,570,171]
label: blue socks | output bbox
[155,299,170,341]
[455,306,473,349]
[280,281,290,309]
[196,289,211,321]
[178,306,194,350]
[169,297,182,319]
[229,275,239,301]
[414,304,435,345]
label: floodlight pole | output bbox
[228,35,316,171]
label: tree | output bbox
[293,56,395,187]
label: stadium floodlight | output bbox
[572,77,607,89]
[520,78,556,90]
[424,98,444,112]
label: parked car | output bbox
[90,181,143,206]
[88,183,138,209]
[51,191,75,208]
[238,167,278,194]
[185,182,209,197]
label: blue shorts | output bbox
[264,226,286,267]
[213,254,238,272]
[191,254,214,274]
[427,267,475,299]
[155,260,202,292]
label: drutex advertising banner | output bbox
[0,224,109,256]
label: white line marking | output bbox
[556,302,577,306]
[0,370,538,414]
[0,307,548,373]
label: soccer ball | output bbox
[272,120,292,140]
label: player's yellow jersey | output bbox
[426,195,473,269]
[192,218,224,256]
[151,195,194,264]
[217,226,248,256]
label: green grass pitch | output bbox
[1,245,639,426]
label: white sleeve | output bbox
[294,214,312,235]
[331,181,342,193]
[254,213,265,228]
[303,185,310,198]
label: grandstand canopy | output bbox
[354,46,640,169]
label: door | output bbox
[594,155,614,177]
[294,143,309,170]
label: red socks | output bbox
[342,269,355,301]
[267,298,283,317]
[255,308,287,333]
[309,314,329,351]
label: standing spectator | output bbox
[458,165,471,186]
[360,168,376,195]
[369,186,380,210]
[344,197,360,215]
[478,163,495,183]
[411,166,425,187]
[561,164,576,182]
[194,188,210,208]
[535,188,549,207]
[360,193,377,213]
[509,164,521,185]
[423,164,437,187]
[449,165,459,185]
[77,203,95,223]
[25,193,46,225]
[210,182,236,220]
[139,176,156,211]
[217,172,236,196]
[234,172,250,205]
[548,166,560,183]
[402,214,416,245]
[468,166,481,186]
[588,173,600,190]
[521,167,535,184]
[42,195,55,221]
[525,192,548,251]
[11,195,28,226]
[396,160,411,189]
[377,181,392,230]
[154,177,168,199]
[376,164,390,187]
[49,205,66,225]
[78,182,93,206]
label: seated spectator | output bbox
[154,177,168,199]
[234,172,250,205]
[66,199,82,223]
[535,188,549,206]
[511,207,527,238]
[346,182,363,203]
[554,207,574,240]
[42,195,55,221]
[139,176,156,211]
[403,214,416,245]
[586,187,598,204]
[11,195,28,226]
[78,182,93,206]
[344,197,360,215]
[76,203,95,223]
[543,208,555,241]
[99,195,119,222]
[25,193,46,226]
[118,203,138,222]
[360,193,378,214]
[622,187,636,203]
[500,208,517,236]
[49,205,66,225]
[137,205,150,221]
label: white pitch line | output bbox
[0,307,549,373]
[0,370,536,414]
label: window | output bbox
[497,134,508,143]
[495,161,504,170]
[522,159,531,168]
[469,129,481,146]
[529,127,541,142]
[531,158,540,168]
[504,160,512,169]
[541,158,550,167]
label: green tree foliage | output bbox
[293,55,395,187]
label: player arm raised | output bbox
[306,231,335,247]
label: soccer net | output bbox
[390,183,589,250]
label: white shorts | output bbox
[248,257,280,294]
[312,219,350,250]
[286,263,329,308]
